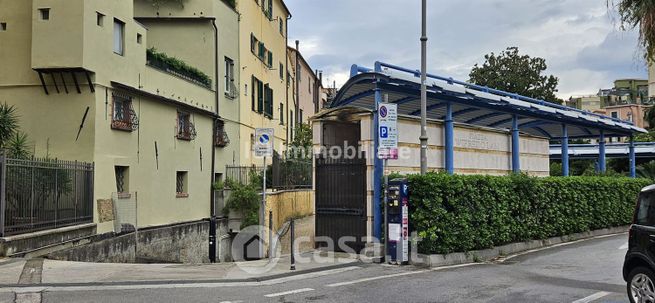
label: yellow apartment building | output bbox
[0,0,239,234]
[237,0,291,164]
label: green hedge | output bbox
[408,173,650,254]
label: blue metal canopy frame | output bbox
[332,61,647,240]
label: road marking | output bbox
[264,288,314,298]
[571,291,610,303]
[326,263,480,287]
[619,242,628,250]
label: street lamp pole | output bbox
[419,0,428,174]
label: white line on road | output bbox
[571,291,610,303]
[619,242,629,250]
[264,288,314,298]
[326,263,480,287]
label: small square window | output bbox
[39,8,50,20]
[0,23,6,31]
[137,33,142,44]
[176,171,188,197]
[97,12,104,26]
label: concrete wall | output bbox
[263,189,315,255]
[48,220,232,263]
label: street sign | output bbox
[254,128,274,157]
[378,103,398,159]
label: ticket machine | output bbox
[386,178,409,264]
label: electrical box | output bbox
[387,178,409,264]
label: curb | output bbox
[0,260,364,288]
[411,225,629,268]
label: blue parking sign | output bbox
[380,126,388,138]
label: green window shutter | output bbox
[268,0,273,19]
[251,76,256,111]
[268,52,273,67]
[257,80,264,113]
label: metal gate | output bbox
[315,122,367,253]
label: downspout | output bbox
[295,40,300,129]
[285,15,291,146]
[209,19,220,263]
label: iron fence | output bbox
[225,165,264,188]
[272,154,312,190]
[0,156,94,237]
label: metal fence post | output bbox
[54,163,58,228]
[0,152,6,237]
[290,218,295,270]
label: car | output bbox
[623,184,655,303]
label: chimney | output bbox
[295,40,299,51]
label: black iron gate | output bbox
[315,122,367,253]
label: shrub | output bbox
[222,178,260,228]
[408,173,651,254]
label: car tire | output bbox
[627,266,655,303]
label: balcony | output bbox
[146,48,211,89]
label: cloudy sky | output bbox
[286,0,647,99]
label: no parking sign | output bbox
[378,103,398,159]
[255,128,274,157]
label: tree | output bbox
[469,47,562,104]
[611,0,655,60]
[646,105,655,129]
[0,103,30,158]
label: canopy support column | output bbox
[598,131,606,173]
[630,135,636,178]
[561,124,569,176]
[445,102,454,174]
[372,86,383,241]
[511,115,520,173]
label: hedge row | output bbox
[407,173,651,254]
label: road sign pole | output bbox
[262,155,267,259]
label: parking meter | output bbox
[387,178,409,264]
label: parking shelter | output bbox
[312,61,646,244]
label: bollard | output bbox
[290,218,296,270]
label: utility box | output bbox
[387,178,409,264]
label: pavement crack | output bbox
[17,259,43,285]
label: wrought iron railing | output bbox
[272,154,312,190]
[0,156,94,237]
[225,165,264,188]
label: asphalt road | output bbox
[6,233,633,303]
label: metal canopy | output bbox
[329,61,646,139]
[550,142,655,159]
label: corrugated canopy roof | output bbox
[328,62,646,139]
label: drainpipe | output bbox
[295,40,300,130]
[285,15,291,147]
[209,19,220,263]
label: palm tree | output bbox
[612,0,655,60]
[0,103,30,158]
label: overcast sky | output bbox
[286,0,647,99]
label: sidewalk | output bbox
[0,252,361,287]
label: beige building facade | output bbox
[0,0,239,233]
[237,0,291,163]
[288,45,322,126]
